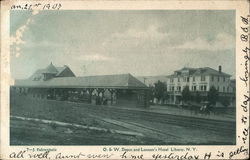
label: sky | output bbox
[10,10,235,79]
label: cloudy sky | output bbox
[10,10,235,79]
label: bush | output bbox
[220,97,231,107]
[208,86,219,105]
[182,86,191,102]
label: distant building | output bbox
[12,63,150,108]
[137,75,168,87]
[166,66,235,105]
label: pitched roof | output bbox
[55,66,67,76]
[14,74,148,89]
[28,69,46,81]
[28,64,75,81]
[167,67,231,77]
[44,62,58,74]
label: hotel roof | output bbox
[167,67,231,78]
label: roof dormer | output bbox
[45,62,58,74]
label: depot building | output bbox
[11,62,150,108]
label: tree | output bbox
[162,90,169,103]
[208,86,219,105]
[194,91,201,103]
[154,81,167,103]
[220,97,230,107]
[182,86,191,102]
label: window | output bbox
[183,77,186,82]
[194,86,196,91]
[187,77,189,82]
[172,86,174,91]
[192,86,197,91]
[193,76,195,82]
[178,77,180,82]
[223,77,226,82]
[201,76,206,81]
[200,85,207,91]
[177,86,181,91]
[199,85,207,91]
[217,77,220,82]
[211,76,214,81]
[170,78,174,83]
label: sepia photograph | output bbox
[9,10,237,146]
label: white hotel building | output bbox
[166,66,235,104]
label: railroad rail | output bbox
[72,102,235,136]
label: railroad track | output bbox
[112,109,235,132]
[88,114,182,143]
[13,96,235,136]
[73,103,235,135]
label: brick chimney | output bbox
[219,65,222,73]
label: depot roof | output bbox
[14,73,148,89]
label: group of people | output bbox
[199,103,213,115]
[95,96,108,105]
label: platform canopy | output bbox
[14,73,148,89]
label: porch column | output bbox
[108,89,114,105]
[87,88,94,104]
[173,94,176,104]
[96,88,105,105]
